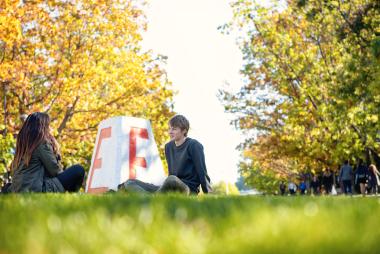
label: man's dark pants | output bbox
[118,175,190,195]
[342,180,352,194]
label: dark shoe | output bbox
[1,183,11,194]
[158,175,190,195]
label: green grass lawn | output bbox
[1,194,380,254]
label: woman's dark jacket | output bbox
[9,142,65,193]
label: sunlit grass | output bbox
[1,194,380,253]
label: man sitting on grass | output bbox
[119,115,212,195]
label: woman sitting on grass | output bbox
[8,112,85,193]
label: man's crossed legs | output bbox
[118,175,190,195]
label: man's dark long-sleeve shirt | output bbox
[164,138,212,194]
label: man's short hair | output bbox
[169,115,190,137]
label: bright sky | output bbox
[141,0,244,184]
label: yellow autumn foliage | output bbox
[0,0,174,169]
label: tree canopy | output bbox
[220,0,380,192]
[0,0,174,173]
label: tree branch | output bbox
[57,96,79,134]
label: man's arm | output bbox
[189,141,212,193]
[164,143,173,175]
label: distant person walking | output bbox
[288,181,297,195]
[322,168,334,194]
[367,164,380,195]
[299,180,307,195]
[8,112,85,193]
[310,175,320,195]
[279,181,286,195]
[340,160,353,195]
[355,159,368,196]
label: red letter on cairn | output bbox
[87,127,112,194]
[129,127,149,179]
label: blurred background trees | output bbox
[0,0,174,173]
[212,181,240,195]
[221,0,380,192]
